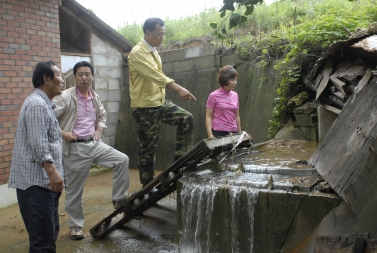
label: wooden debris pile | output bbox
[304,22,377,111]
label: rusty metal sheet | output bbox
[351,34,377,52]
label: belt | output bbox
[70,137,94,143]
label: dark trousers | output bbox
[212,129,237,138]
[17,186,61,253]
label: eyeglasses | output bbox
[149,31,165,37]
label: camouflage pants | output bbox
[132,100,194,185]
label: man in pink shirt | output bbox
[54,61,129,240]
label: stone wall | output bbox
[115,44,280,170]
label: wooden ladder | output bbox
[89,133,252,239]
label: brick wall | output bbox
[0,0,61,185]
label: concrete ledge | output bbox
[295,114,318,127]
[163,62,174,75]
[160,50,185,62]
[174,60,194,73]
[204,44,216,55]
[193,55,216,70]
[184,46,204,59]
[222,55,241,67]
[298,126,318,142]
[0,184,17,209]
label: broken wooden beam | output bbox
[330,76,348,96]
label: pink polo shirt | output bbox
[206,87,239,132]
[72,88,96,138]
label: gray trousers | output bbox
[63,140,129,228]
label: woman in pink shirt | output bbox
[206,65,242,138]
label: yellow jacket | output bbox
[128,40,174,108]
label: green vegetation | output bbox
[117,0,377,137]
[117,8,222,46]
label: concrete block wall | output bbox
[0,0,61,191]
[91,34,123,146]
[294,113,318,142]
[116,44,280,170]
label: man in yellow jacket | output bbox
[128,17,196,190]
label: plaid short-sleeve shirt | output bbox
[8,89,64,190]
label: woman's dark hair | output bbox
[32,61,56,88]
[73,61,94,75]
[143,17,164,34]
[217,65,238,87]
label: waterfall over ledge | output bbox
[176,141,341,253]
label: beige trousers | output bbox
[63,140,129,228]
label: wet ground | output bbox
[0,140,318,253]
[0,169,180,253]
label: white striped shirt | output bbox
[8,89,64,190]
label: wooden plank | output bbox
[330,76,348,96]
[331,61,351,78]
[332,91,346,101]
[355,69,372,94]
[314,73,323,87]
[338,65,366,78]
[316,59,333,101]
[310,78,377,210]
[90,134,252,239]
[324,105,341,115]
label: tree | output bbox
[211,0,264,39]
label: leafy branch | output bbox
[210,0,264,39]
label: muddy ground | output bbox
[0,168,179,253]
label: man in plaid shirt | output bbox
[9,61,65,253]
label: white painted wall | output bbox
[0,184,17,209]
[61,55,91,73]
[60,33,124,147]
[91,33,124,146]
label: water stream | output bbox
[178,140,319,253]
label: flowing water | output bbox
[178,140,319,253]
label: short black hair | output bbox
[32,61,56,88]
[143,17,164,34]
[218,65,238,87]
[73,61,94,75]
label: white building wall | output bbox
[61,55,91,73]
[0,185,17,209]
[91,33,124,146]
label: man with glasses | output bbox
[128,17,196,193]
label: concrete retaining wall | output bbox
[115,44,280,170]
